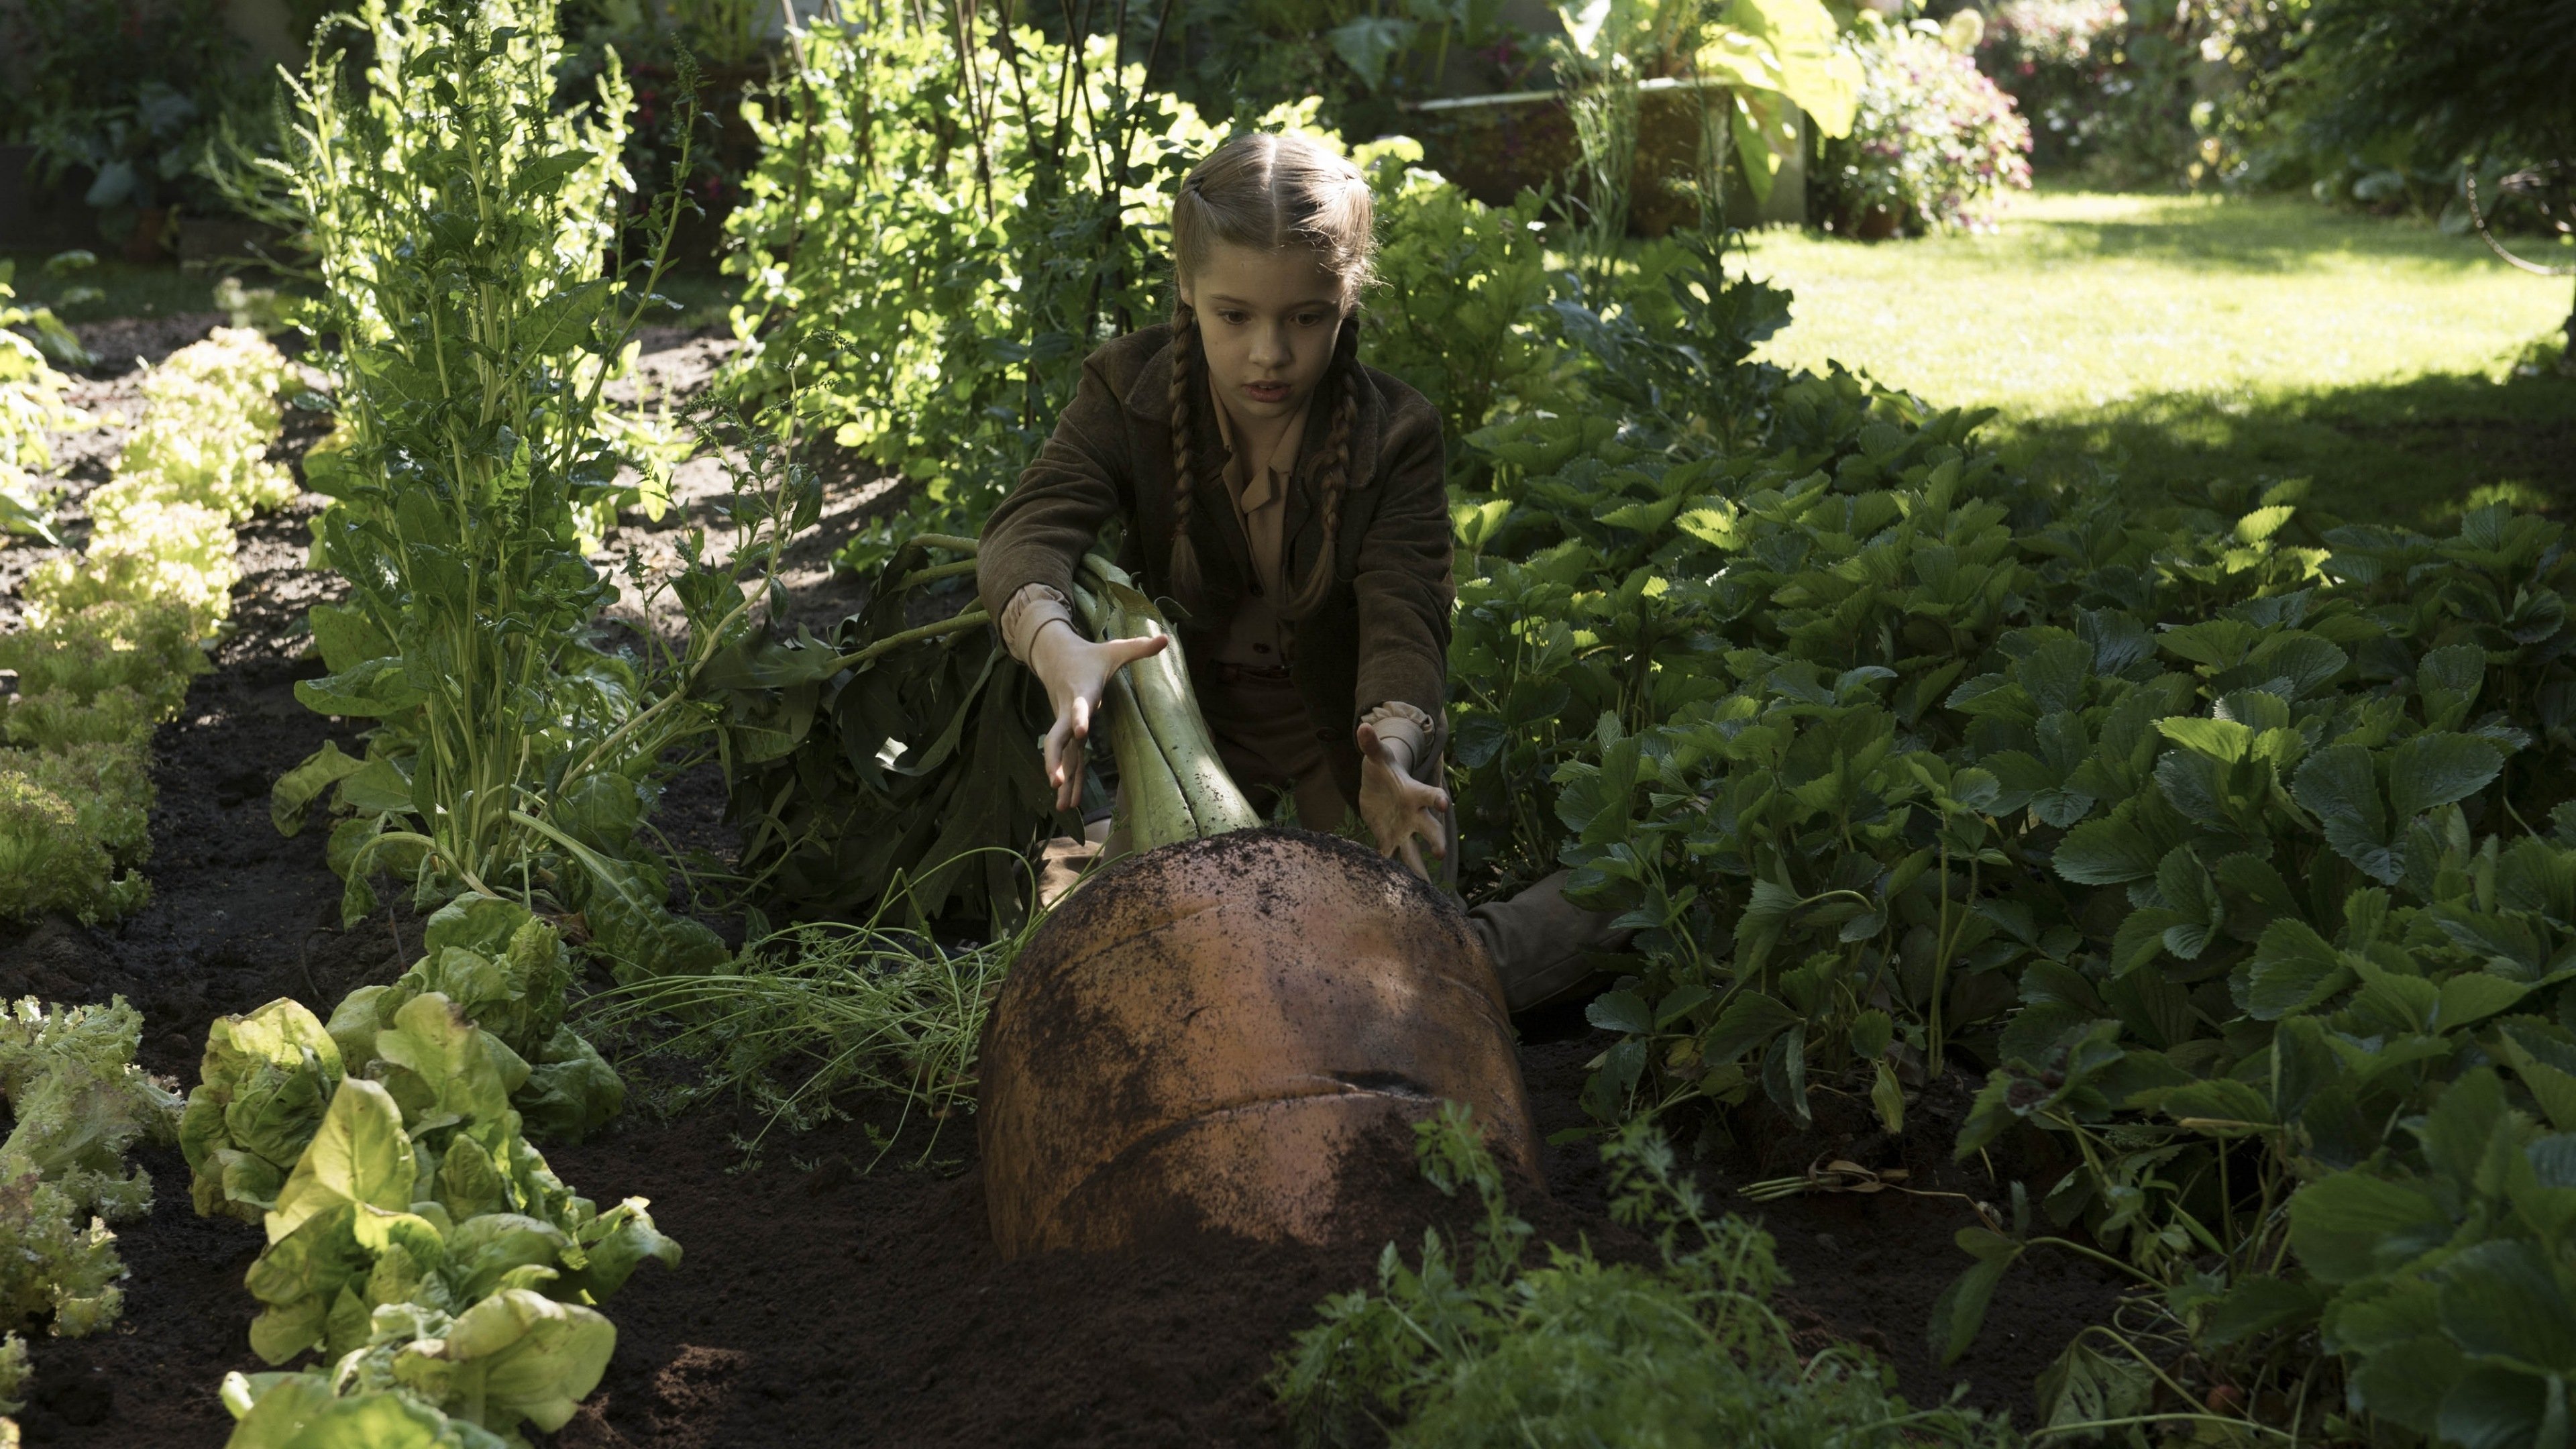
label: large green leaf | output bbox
[2296,745,2399,882]
[1716,0,1860,137]
[2387,732,2506,822]
[267,1079,415,1243]
[2436,1365,2563,1449]
[372,993,525,1138]
[272,743,370,837]
[2053,818,2160,885]
[2438,1240,2576,1373]
[307,603,396,678]
[1927,1226,2021,1364]
[294,658,429,719]
[516,278,612,358]
[416,1288,615,1434]
[2288,1169,2448,1285]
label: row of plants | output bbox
[0,320,296,921]
[183,893,674,1445]
[1292,122,2576,1434]
[0,998,183,1442]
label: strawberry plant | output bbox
[1423,180,2576,1432]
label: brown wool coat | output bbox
[976,322,1454,808]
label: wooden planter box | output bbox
[1401,80,1808,233]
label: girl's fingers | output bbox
[1042,714,1071,784]
[1111,633,1171,665]
[1397,837,1428,880]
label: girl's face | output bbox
[1178,241,1346,424]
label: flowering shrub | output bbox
[1816,19,2033,235]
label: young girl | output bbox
[976,131,1615,1010]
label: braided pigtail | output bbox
[1281,325,1363,621]
[1165,303,1206,610]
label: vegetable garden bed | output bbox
[1,317,2123,1448]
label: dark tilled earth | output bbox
[1,317,2127,1447]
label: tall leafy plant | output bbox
[723,3,1312,571]
[244,0,812,970]
[1552,0,1860,288]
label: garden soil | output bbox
[0,319,2126,1447]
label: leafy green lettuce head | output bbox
[408,895,572,1056]
[181,998,345,1225]
[0,996,180,1222]
[323,894,623,1140]
[221,1287,614,1445]
[0,1172,125,1337]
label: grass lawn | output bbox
[1735,187,2576,525]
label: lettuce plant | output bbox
[237,1000,674,1368]
[187,896,629,1240]
[182,1000,347,1225]
[0,996,181,1222]
[326,894,624,1141]
[219,1289,613,1448]
[0,327,291,924]
[0,996,182,1375]
[0,1174,125,1338]
[0,1330,25,1416]
[0,777,138,922]
[0,598,203,714]
[0,260,83,546]
[19,327,294,641]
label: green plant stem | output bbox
[2028,1236,2165,1289]
[893,557,981,591]
[830,609,992,672]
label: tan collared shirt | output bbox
[998,388,1433,771]
[1206,390,1303,669]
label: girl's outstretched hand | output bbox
[1027,621,1169,812]
[1356,722,1449,880]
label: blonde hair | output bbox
[1165,132,1377,621]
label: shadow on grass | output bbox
[2006,197,2526,275]
[1994,353,2576,527]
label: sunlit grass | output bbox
[1735,187,2576,523]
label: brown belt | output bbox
[1199,660,1295,686]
